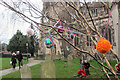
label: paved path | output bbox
[0,58,44,77]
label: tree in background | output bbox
[29,23,39,56]
[7,30,27,53]
[7,28,39,56]
[7,30,36,54]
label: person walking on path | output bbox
[11,53,17,69]
[16,51,23,69]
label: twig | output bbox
[90,65,104,72]
[102,54,119,80]
[84,0,97,31]
[66,2,120,62]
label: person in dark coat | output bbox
[16,51,23,69]
[11,53,17,69]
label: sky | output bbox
[0,0,43,44]
[0,0,97,44]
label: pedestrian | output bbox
[11,53,17,69]
[16,51,23,69]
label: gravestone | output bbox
[20,64,31,80]
[40,60,56,79]
[45,54,51,60]
[67,54,73,66]
[56,54,62,60]
[61,56,64,60]
[61,54,65,60]
[51,53,56,60]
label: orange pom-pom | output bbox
[96,37,111,54]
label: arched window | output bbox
[109,28,112,44]
[101,27,108,39]
[87,36,89,46]
[107,8,109,14]
[94,9,95,14]
[104,6,106,13]
[96,8,98,16]
[105,29,108,39]
[91,10,93,16]
[87,36,92,46]
[101,27,112,43]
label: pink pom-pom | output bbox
[27,28,34,36]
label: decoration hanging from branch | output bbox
[70,33,75,39]
[35,24,55,49]
[44,38,53,48]
[57,26,64,33]
[94,46,96,49]
[45,38,52,45]
[27,28,34,36]
[77,70,86,78]
[115,63,120,72]
[96,37,111,54]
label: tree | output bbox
[7,28,39,56]
[29,23,39,56]
[7,30,31,53]
[1,1,120,79]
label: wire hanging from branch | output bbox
[103,3,114,37]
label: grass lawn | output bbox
[1,57,28,70]
[2,59,119,79]
[34,57,45,60]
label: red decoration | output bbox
[96,37,111,54]
[115,63,120,71]
[77,70,86,78]
[58,26,64,33]
[94,46,96,49]
[71,33,75,35]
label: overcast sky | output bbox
[0,0,43,44]
[0,0,97,44]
